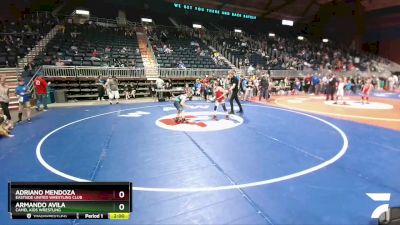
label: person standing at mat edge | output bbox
[34,75,49,111]
[259,74,269,101]
[15,77,32,122]
[106,75,120,105]
[96,76,105,101]
[228,70,243,114]
[0,76,12,121]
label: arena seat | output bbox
[0,12,58,67]
[34,23,144,68]
[150,29,231,69]
[45,76,154,100]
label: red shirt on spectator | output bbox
[34,77,48,95]
[92,50,98,58]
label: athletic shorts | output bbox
[108,91,120,99]
[215,100,225,107]
[174,101,183,113]
[336,89,344,97]
[19,101,31,109]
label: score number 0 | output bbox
[118,191,125,211]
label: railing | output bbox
[159,68,232,78]
[39,66,393,79]
[0,68,23,73]
[42,66,145,78]
[28,66,43,92]
[64,15,140,28]
[269,70,306,78]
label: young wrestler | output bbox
[15,78,32,122]
[361,78,373,104]
[213,81,229,120]
[174,93,191,122]
[334,77,346,105]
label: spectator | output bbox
[184,83,193,101]
[244,80,254,101]
[164,45,173,54]
[131,83,136,99]
[312,73,321,95]
[23,59,35,77]
[0,76,11,121]
[0,114,14,138]
[96,76,105,101]
[105,75,120,104]
[259,75,269,101]
[292,78,301,95]
[70,45,78,55]
[240,76,248,100]
[124,82,133,100]
[34,74,49,111]
[91,49,100,61]
[15,77,32,123]
[55,58,64,66]
[177,61,186,69]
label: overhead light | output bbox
[193,24,202,29]
[268,33,275,37]
[298,36,304,40]
[74,9,90,16]
[141,18,153,23]
[322,38,329,43]
[234,29,242,33]
[282,19,294,26]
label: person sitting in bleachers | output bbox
[163,45,173,54]
[124,83,133,100]
[177,61,186,69]
[70,45,78,55]
[55,58,64,66]
[91,49,100,61]
[190,41,199,47]
[23,59,35,77]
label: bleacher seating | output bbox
[214,31,387,73]
[150,29,231,69]
[34,23,144,68]
[45,77,155,100]
[0,12,58,67]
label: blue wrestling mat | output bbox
[1,102,399,225]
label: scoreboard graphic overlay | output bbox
[8,182,132,220]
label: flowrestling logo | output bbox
[155,111,243,132]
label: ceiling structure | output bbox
[165,0,400,22]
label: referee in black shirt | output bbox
[228,71,243,114]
